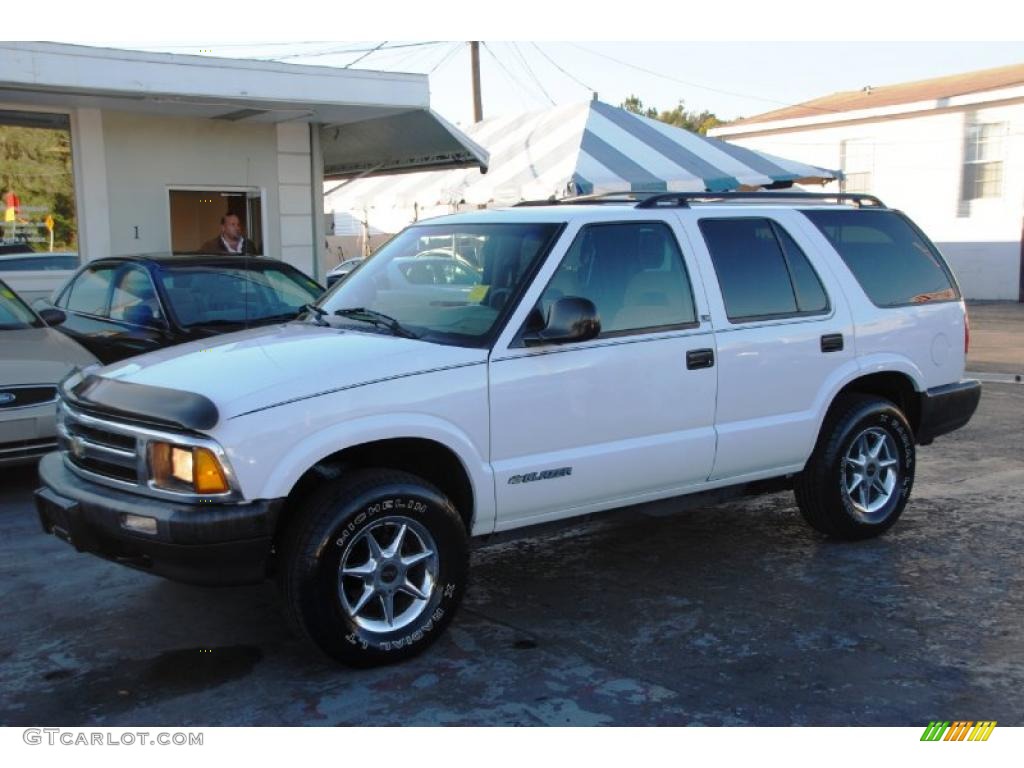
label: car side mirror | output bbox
[38,307,66,327]
[523,296,601,347]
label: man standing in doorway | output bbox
[201,213,257,254]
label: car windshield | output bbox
[0,280,42,330]
[318,222,562,345]
[157,264,323,327]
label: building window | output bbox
[168,189,263,255]
[0,110,78,254]
[962,122,1007,201]
[840,138,874,194]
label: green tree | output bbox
[620,95,721,135]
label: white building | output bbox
[709,63,1024,301]
[0,42,485,281]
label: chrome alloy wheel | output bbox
[337,516,439,633]
[843,427,900,522]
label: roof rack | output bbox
[634,192,887,209]
[514,191,887,209]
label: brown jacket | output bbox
[198,236,257,255]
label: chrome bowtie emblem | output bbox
[70,435,87,459]
[0,392,15,405]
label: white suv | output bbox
[36,192,981,666]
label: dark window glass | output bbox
[0,280,42,329]
[158,265,321,327]
[700,218,798,321]
[65,267,114,316]
[539,222,697,335]
[774,224,829,313]
[803,209,958,306]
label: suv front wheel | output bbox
[280,468,469,666]
[795,394,915,540]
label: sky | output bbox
[103,40,1024,127]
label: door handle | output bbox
[821,333,844,353]
[686,348,715,370]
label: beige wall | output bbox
[100,111,282,259]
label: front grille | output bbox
[0,385,58,409]
[59,405,141,487]
[0,438,57,461]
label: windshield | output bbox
[318,222,562,345]
[157,264,322,327]
[0,281,42,330]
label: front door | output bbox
[488,219,718,531]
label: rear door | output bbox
[681,210,857,481]
[488,218,718,531]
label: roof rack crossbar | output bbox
[634,192,887,209]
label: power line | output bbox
[568,43,847,116]
[480,42,532,109]
[430,43,463,74]
[343,41,390,69]
[531,43,594,94]
[509,42,555,105]
[271,41,442,62]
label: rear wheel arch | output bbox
[823,371,922,440]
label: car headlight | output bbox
[149,441,230,494]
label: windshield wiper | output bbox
[333,307,419,339]
[302,303,329,327]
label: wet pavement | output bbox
[1,382,1022,726]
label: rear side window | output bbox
[802,209,958,306]
[699,218,829,322]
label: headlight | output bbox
[149,441,230,494]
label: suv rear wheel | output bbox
[795,394,915,540]
[281,468,469,666]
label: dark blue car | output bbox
[39,254,324,364]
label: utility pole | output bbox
[470,41,483,123]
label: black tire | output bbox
[280,468,469,667]
[794,394,915,540]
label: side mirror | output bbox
[38,307,66,327]
[523,296,601,347]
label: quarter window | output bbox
[700,218,829,322]
[65,267,114,316]
[803,209,958,306]
[538,222,697,336]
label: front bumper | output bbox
[0,402,57,467]
[35,452,284,585]
[916,379,982,445]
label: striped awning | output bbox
[327,100,839,210]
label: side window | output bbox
[802,209,958,306]
[65,267,115,317]
[109,266,164,327]
[699,218,828,322]
[538,222,697,336]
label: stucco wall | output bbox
[99,111,284,260]
[716,103,1024,300]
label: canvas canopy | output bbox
[327,100,839,211]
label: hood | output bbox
[1,326,99,386]
[98,322,486,422]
